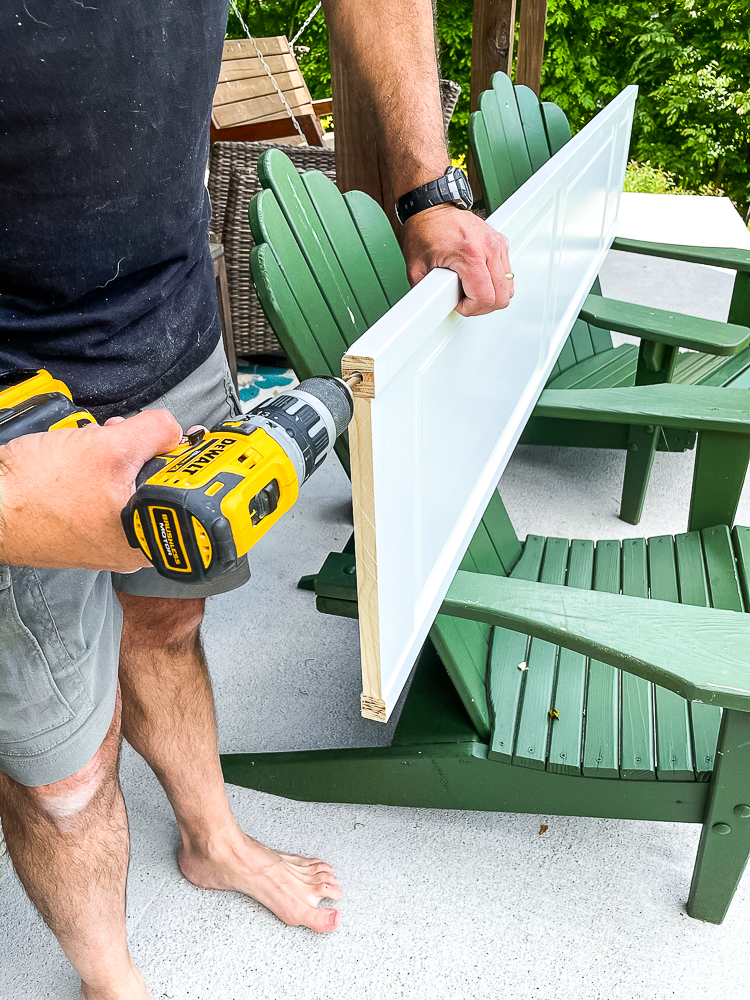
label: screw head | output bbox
[628,443,638,452]
[734,804,750,819]
[344,565,356,575]
[712,822,732,835]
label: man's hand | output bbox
[0,409,182,571]
[402,204,514,317]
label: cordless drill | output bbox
[0,368,96,445]
[0,368,355,585]
[121,376,355,583]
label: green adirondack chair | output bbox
[217,148,750,924]
[469,71,750,525]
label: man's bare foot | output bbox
[178,828,343,933]
[81,958,151,1000]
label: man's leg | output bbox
[116,593,343,933]
[0,690,149,1000]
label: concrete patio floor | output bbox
[3,248,750,999]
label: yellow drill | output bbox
[121,376,354,583]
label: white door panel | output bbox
[343,86,638,721]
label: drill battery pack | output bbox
[0,369,96,446]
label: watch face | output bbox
[445,166,473,210]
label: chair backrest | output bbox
[212,37,318,136]
[469,71,571,214]
[248,148,524,577]
[470,72,612,374]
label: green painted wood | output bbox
[548,539,595,776]
[513,84,551,171]
[481,490,524,574]
[520,417,631,450]
[687,708,750,923]
[221,739,708,822]
[257,148,368,340]
[442,570,750,712]
[301,171,391,328]
[476,90,520,208]
[702,525,745,613]
[249,244,351,474]
[689,431,750,533]
[674,531,721,781]
[648,535,695,780]
[468,111,506,212]
[465,512,508,576]
[734,526,750,609]
[488,534,546,763]
[580,295,750,355]
[695,348,750,387]
[620,537,656,779]
[488,71,534,190]
[249,243,330,382]
[546,345,638,390]
[342,190,410,307]
[249,191,351,370]
[569,318,596,363]
[728,271,750,328]
[536,385,750,435]
[430,614,492,740]
[583,540,621,778]
[486,626,531,763]
[551,337,578,377]
[725,364,750,390]
[390,639,480,747]
[621,422,660,525]
[611,238,750,273]
[540,101,572,155]
[673,351,729,386]
[513,538,569,770]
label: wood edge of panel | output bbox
[342,356,375,398]
[349,395,382,714]
[360,694,387,722]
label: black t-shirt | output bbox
[0,0,227,419]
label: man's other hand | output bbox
[0,409,182,571]
[402,204,514,317]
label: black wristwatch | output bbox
[395,166,473,225]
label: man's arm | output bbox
[0,409,181,571]
[322,0,513,316]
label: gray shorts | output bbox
[0,342,250,787]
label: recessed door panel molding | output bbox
[342,86,638,722]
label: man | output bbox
[0,1,512,997]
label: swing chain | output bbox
[228,0,307,143]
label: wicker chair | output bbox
[208,80,462,359]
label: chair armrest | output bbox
[535,385,750,433]
[579,294,750,355]
[442,571,750,711]
[611,237,750,273]
[312,98,333,116]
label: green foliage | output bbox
[623,160,682,194]
[542,0,750,211]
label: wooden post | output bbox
[469,0,518,197]
[470,0,517,113]
[329,38,400,236]
[515,0,548,96]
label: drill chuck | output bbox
[122,375,354,583]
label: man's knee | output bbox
[117,593,206,650]
[0,693,121,828]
